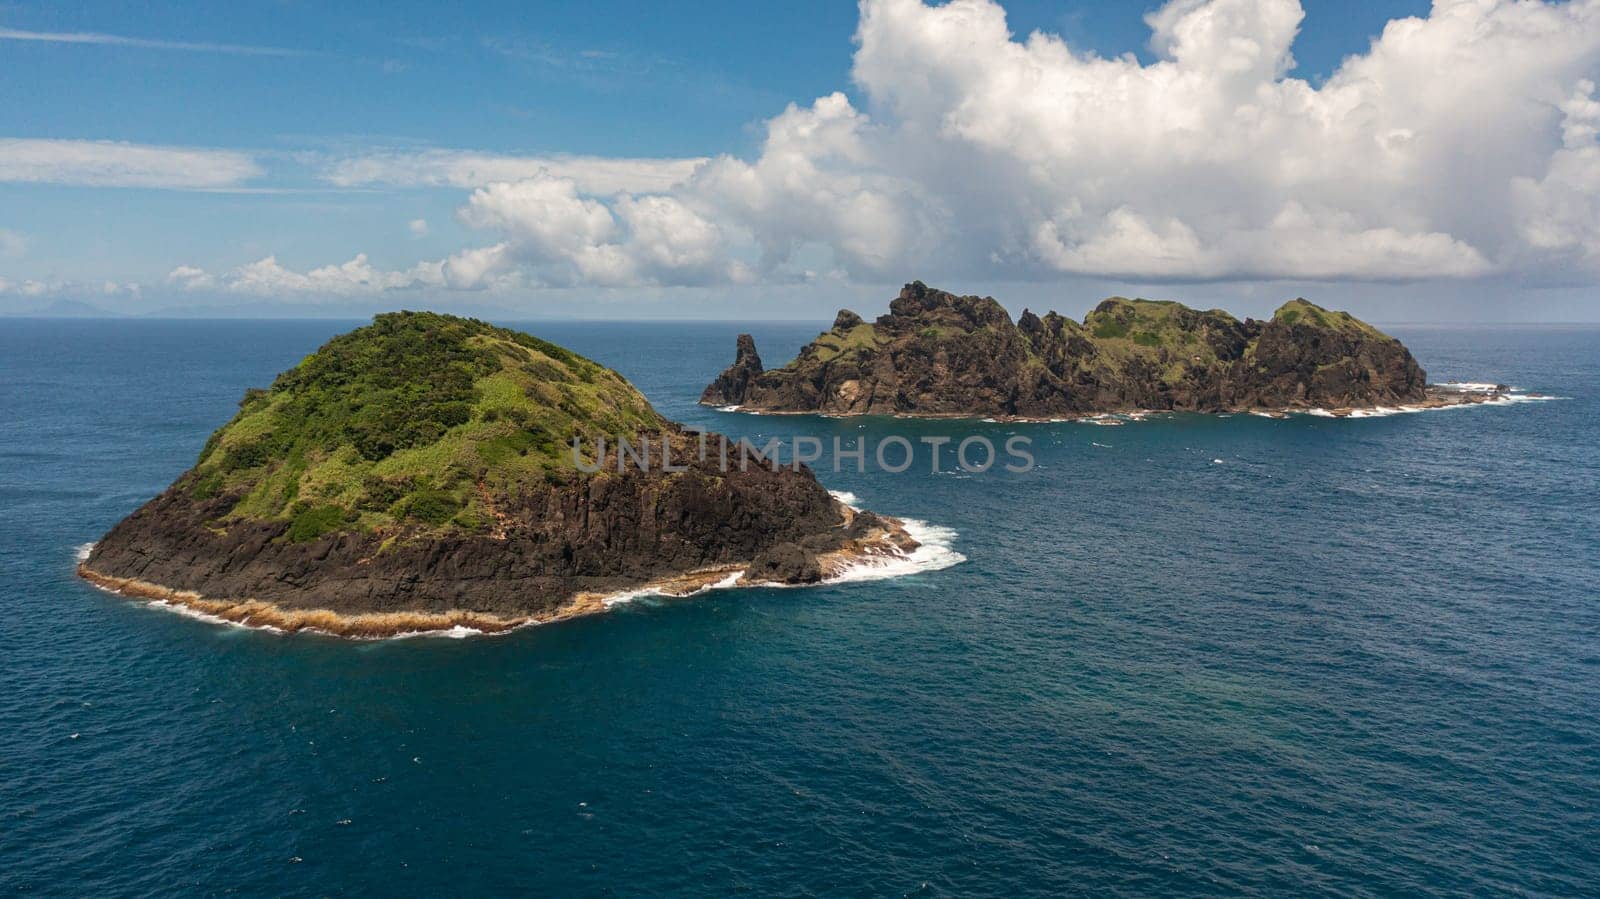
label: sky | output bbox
[2,0,1599,321]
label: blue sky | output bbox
[3,0,1598,320]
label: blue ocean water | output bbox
[1,318,1597,896]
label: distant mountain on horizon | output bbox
[7,299,124,318]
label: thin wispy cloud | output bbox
[319,149,705,194]
[0,229,26,259]
[0,27,304,57]
[0,139,262,189]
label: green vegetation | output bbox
[806,322,883,363]
[186,311,665,539]
[1076,298,1246,383]
[1092,319,1128,339]
[286,504,346,543]
[1272,299,1386,338]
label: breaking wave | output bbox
[600,571,743,609]
[1303,389,1567,418]
[824,516,967,584]
[604,491,966,606]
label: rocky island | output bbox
[79,312,917,637]
[703,282,1510,419]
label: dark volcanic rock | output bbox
[1223,302,1428,408]
[744,542,823,584]
[701,283,1428,417]
[700,333,764,406]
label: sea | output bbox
[1,318,1596,896]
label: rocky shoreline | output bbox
[714,382,1534,423]
[78,504,922,639]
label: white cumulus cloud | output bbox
[167,243,524,297]
[453,173,748,286]
[828,0,1600,281]
[1511,79,1600,276]
[688,92,940,277]
[150,0,1600,294]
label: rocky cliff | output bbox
[82,312,911,636]
[701,282,1430,417]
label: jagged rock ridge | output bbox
[701,282,1430,417]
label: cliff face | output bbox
[84,432,873,619]
[82,312,903,632]
[703,282,1428,417]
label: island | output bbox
[702,281,1513,419]
[79,312,917,637]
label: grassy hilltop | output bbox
[185,312,663,542]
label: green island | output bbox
[79,313,913,637]
[702,281,1501,419]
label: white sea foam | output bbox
[146,597,284,635]
[1298,390,1567,419]
[602,491,965,606]
[1074,412,1145,426]
[823,516,966,584]
[389,624,486,640]
[74,542,95,562]
[716,405,742,412]
[599,569,744,609]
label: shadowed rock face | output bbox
[700,333,764,407]
[702,282,1428,417]
[83,313,895,623]
[85,434,855,618]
